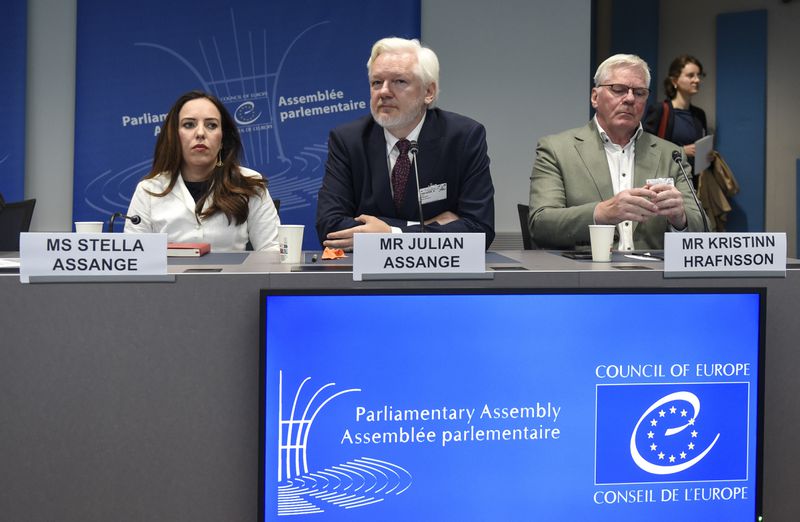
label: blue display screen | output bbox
[259,291,763,521]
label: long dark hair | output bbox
[144,90,265,225]
[664,55,703,100]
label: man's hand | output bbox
[648,183,687,229]
[323,214,391,250]
[683,143,696,158]
[594,188,658,225]
[424,210,459,226]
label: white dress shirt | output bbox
[594,117,643,251]
[383,115,426,231]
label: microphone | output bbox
[409,140,424,232]
[671,150,709,232]
[108,212,141,232]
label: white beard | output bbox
[371,99,427,134]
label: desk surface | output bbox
[5,248,798,275]
[164,250,671,273]
[1,251,797,521]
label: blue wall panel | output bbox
[0,0,27,202]
[610,0,659,106]
[716,10,767,232]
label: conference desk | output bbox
[1,251,798,521]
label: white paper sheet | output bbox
[694,134,714,175]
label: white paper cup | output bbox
[75,221,104,233]
[278,225,304,264]
[589,224,615,262]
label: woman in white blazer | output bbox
[125,91,280,252]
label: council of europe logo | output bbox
[234,100,262,126]
[274,371,413,516]
[595,383,750,485]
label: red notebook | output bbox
[167,242,211,257]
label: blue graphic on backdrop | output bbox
[74,1,419,247]
[596,383,749,484]
[0,0,27,202]
[276,371,411,516]
[264,293,761,520]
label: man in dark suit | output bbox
[316,37,495,250]
[529,54,705,250]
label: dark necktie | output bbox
[392,138,411,209]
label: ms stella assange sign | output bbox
[19,233,168,283]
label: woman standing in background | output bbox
[644,55,708,167]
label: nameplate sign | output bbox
[353,233,488,281]
[19,233,169,283]
[664,232,786,278]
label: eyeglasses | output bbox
[598,84,650,99]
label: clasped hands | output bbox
[324,211,459,250]
[594,183,687,229]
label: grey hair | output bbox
[594,54,651,87]
[367,37,440,104]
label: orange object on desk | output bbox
[321,247,346,260]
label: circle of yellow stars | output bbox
[646,405,699,463]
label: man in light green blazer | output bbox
[529,54,706,250]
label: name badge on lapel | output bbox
[420,183,447,204]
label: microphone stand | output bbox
[409,141,424,232]
[108,212,142,233]
[671,151,709,233]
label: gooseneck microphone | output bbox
[409,140,424,232]
[671,150,709,232]
[109,212,142,232]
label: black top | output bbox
[643,100,708,170]
[643,100,707,144]
[671,108,704,147]
[184,180,210,203]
